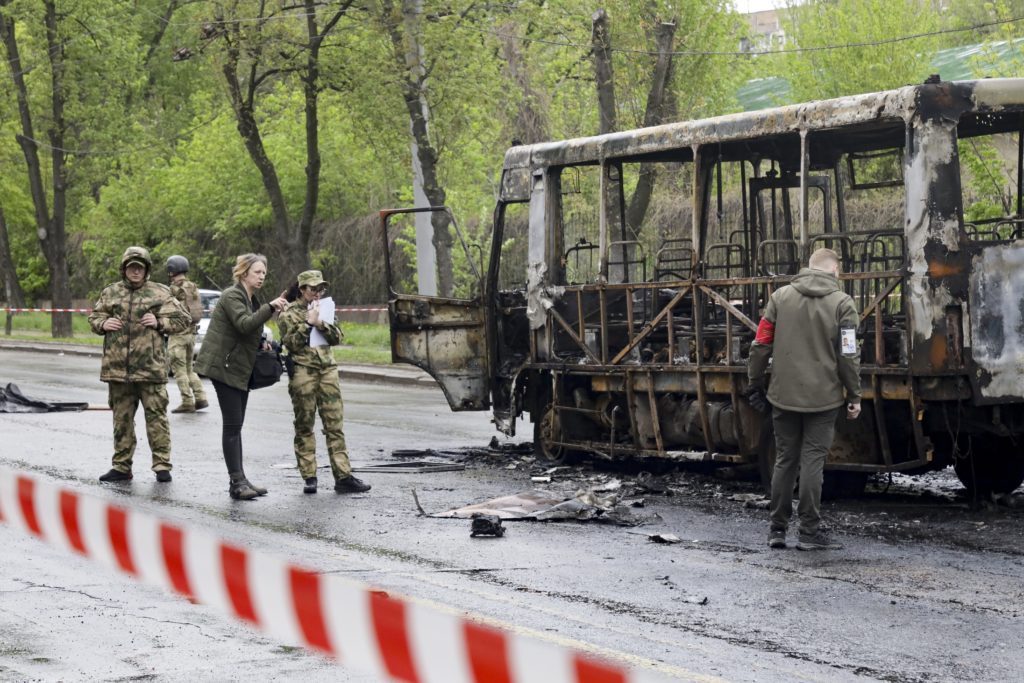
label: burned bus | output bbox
[381,78,1024,495]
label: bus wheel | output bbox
[534,403,568,466]
[821,472,869,499]
[953,438,1024,495]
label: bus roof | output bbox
[503,78,1024,170]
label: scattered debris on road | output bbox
[646,533,681,544]
[435,488,652,526]
[354,461,465,474]
[0,382,90,413]
[469,514,505,538]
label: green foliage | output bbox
[960,137,1016,225]
[18,0,1019,315]
[779,0,942,101]
[964,0,1024,77]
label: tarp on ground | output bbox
[0,383,89,413]
[433,488,646,526]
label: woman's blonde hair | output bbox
[232,253,268,283]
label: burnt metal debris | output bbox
[469,514,505,538]
[381,77,1024,497]
[0,383,89,413]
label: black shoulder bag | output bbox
[250,345,284,390]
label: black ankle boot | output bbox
[229,472,259,501]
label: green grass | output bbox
[273,320,393,365]
[2,314,396,364]
[1,312,101,344]
[333,322,392,365]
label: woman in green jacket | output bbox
[195,253,287,500]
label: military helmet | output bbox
[166,255,190,275]
[120,246,153,275]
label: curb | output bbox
[0,339,101,358]
[0,340,435,389]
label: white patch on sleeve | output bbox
[841,328,857,355]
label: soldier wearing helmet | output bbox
[165,254,208,413]
[88,246,193,483]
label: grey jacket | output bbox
[748,268,861,412]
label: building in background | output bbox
[739,8,786,53]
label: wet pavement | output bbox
[1,348,1023,682]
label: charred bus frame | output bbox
[381,78,1024,494]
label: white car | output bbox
[195,288,273,353]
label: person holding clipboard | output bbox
[278,270,371,495]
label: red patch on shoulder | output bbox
[755,318,775,345]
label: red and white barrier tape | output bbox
[0,467,670,683]
[2,307,92,313]
[2,307,386,313]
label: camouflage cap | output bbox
[121,246,152,272]
[298,270,328,288]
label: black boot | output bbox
[335,475,371,493]
[303,477,318,494]
[229,472,259,501]
[99,468,132,482]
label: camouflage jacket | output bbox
[89,280,192,383]
[278,299,342,369]
[169,277,203,331]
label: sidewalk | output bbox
[0,338,436,388]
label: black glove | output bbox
[744,385,770,415]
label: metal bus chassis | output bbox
[382,79,1024,494]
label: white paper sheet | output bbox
[310,296,335,347]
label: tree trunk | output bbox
[43,0,72,337]
[499,22,548,145]
[296,0,323,281]
[1,0,73,337]
[625,20,677,233]
[591,9,616,135]
[0,205,26,335]
[221,21,296,278]
[140,0,179,100]
[218,3,350,284]
[381,0,455,298]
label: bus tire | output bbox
[953,438,1024,495]
[534,403,570,466]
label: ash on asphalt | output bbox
[401,441,1024,556]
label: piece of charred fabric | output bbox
[0,383,88,413]
[88,246,192,383]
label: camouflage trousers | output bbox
[108,381,172,473]
[288,363,352,481]
[168,331,206,407]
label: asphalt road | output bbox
[1,349,1022,682]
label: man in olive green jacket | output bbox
[89,246,192,482]
[747,248,862,551]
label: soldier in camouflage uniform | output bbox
[278,270,371,494]
[88,246,192,483]
[165,255,209,413]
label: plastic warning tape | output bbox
[2,307,92,313]
[2,307,386,313]
[0,467,669,683]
